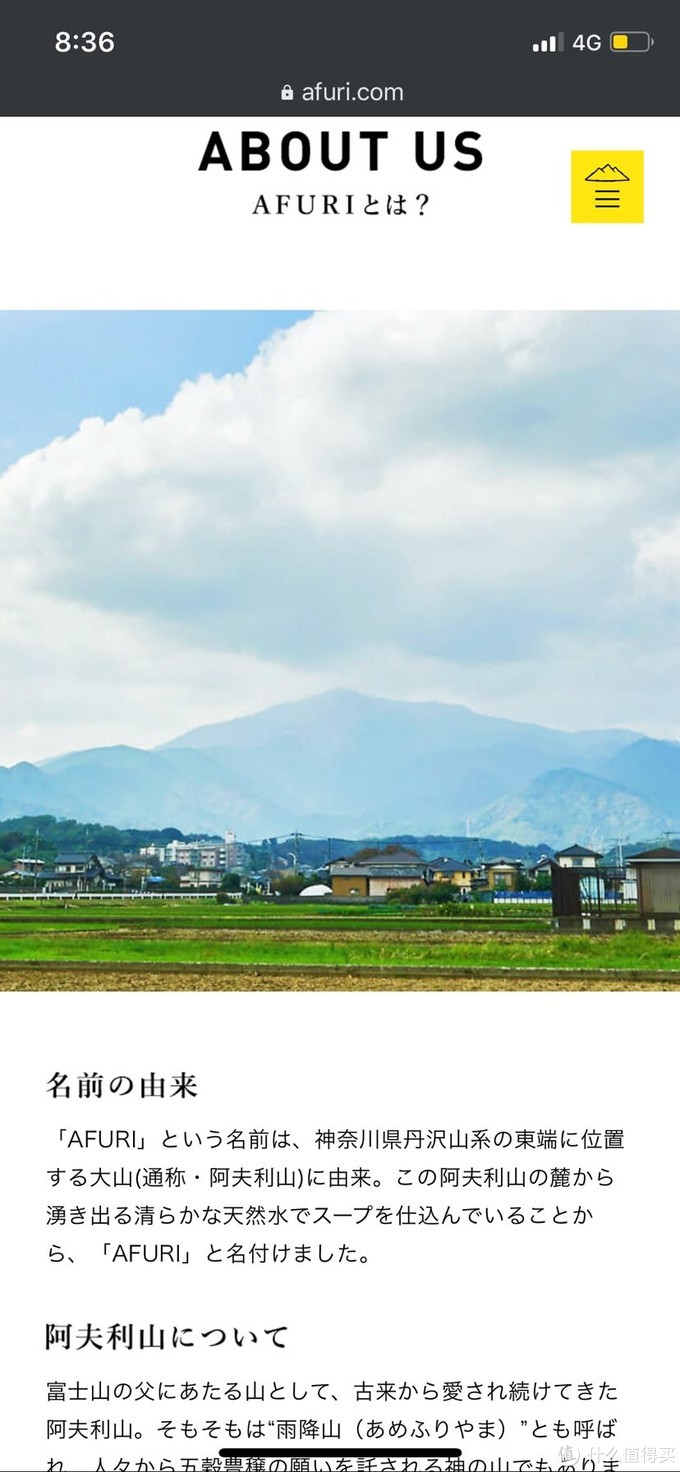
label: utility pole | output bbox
[614,835,628,870]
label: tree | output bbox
[351,844,419,862]
[523,870,552,892]
[272,873,308,896]
[219,872,243,893]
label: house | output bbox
[16,856,45,876]
[552,845,604,902]
[328,852,430,899]
[626,847,680,918]
[43,852,111,892]
[554,844,602,869]
[179,867,223,889]
[3,856,46,879]
[479,858,524,892]
[429,858,475,891]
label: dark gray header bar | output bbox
[0,1,676,116]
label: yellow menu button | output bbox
[571,150,644,224]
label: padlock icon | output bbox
[281,84,294,101]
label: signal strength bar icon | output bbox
[532,33,565,53]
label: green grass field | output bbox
[0,898,677,975]
[0,898,553,930]
[0,933,677,968]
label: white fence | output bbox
[0,890,213,902]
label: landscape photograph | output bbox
[1,308,680,990]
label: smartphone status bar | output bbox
[0,1,677,116]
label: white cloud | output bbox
[635,518,680,598]
[1,309,680,760]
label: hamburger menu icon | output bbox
[584,162,630,209]
[571,150,643,223]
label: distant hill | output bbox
[476,768,667,849]
[600,737,680,816]
[0,815,204,870]
[0,688,675,845]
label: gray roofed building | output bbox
[554,844,602,868]
[48,851,113,891]
[328,855,430,898]
[555,843,603,859]
[626,847,680,918]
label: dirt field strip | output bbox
[0,962,677,991]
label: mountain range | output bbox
[0,689,678,847]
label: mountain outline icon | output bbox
[585,163,631,182]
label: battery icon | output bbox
[610,31,653,51]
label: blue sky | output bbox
[0,311,308,471]
[1,309,679,765]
